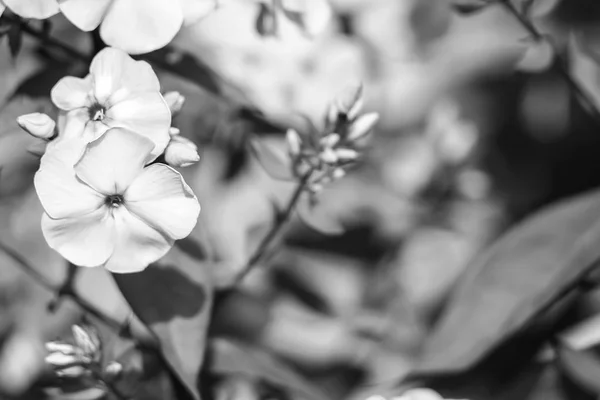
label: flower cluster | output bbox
[0,0,219,54]
[20,48,201,273]
[286,84,379,194]
[45,325,101,379]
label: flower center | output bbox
[89,104,106,122]
[105,194,124,208]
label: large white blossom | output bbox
[34,129,200,273]
[51,47,171,159]
[58,0,218,54]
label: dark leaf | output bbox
[207,338,329,400]
[413,188,600,374]
[113,244,214,400]
[7,23,22,58]
[143,47,222,96]
[555,341,600,396]
[449,0,496,13]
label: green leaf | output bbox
[556,341,600,396]
[207,338,329,400]
[113,244,213,400]
[413,188,600,375]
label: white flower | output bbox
[51,47,171,159]
[1,0,59,19]
[164,135,200,168]
[58,0,219,54]
[34,128,200,273]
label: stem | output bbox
[232,172,311,286]
[0,241,129,338]
[501,0,600,124]
[3,14,90,62]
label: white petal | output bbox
[104,207,172,273]
[41,208,114,268]
[179,0,217,25]
[100,0,183,55]
[0,4,6,16]
[4,0,59,19]
[75,128,154,195]
[34,139,104,219]
[125,164,200,240]
[89,47,160,104]
[59,0,112,31]
[50,76,92,111]
[106,92,171,158]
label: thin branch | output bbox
[0,240,130,338]
[501,0,600,124]
[232,173,311,286]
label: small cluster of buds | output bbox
[287,84,379,194]
[45,324,102,379]
[366,388,467,400]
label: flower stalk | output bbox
[232,171,313,286]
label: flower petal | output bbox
[4,0,59,19]
[125,164,200,239]
[0,4,6,16]
[106,92,171,158]
[75,128,155,195]
[104,207,172,273]
[34,139,104,219]
[89,47,160,104]
[50,76,93,111]
[41,208,114,267]
[99,0,183,55]
[59,0,112,31]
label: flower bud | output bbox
[320,133,340,148]
[56,366,87,378]
[335,148,358,161]
[169,127,181,136]
[319,147,338,164]
[348,112,379,141]
[163,91,185,116]
[72,325,100,360]
[16,113,56,139]
[286,129,302,157]
[45,352,79,367]
[336,84,363,120]
[165,135,200,168]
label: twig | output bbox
[501,0,600,124]
[232,172,311,286]
[0,240,129,338]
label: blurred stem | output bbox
[0,240,133,340]
[47,262,79,313]
[3,14,90,62]
[232,172,312,286]
[501,0,600,124]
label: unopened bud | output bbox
[56,365,87,378]
[163,92,185,116]
[45,342,76,354]
[104,361,123,380]
[332,168,345,180]
[336,84,363,120]
[165,135,200,167]
[335,148,358,161]
[348,112,379,141]
[286,129,302,157]
[72,325,100,360]
[319,147,338,164]
[17,113,56,139]
[320,133,340,148]
[169,127,181,136]
[326,102,339,127]
[45,352,79,367]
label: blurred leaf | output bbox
[296,194,345,236]
[413,188,600,375]
[448,0,496,14]
[555,341,600,396]
[7,23,21,59]
[410,0,452,46]
[208,338,329,400]
[515,39,554,72]
[249,137,295,181]
[113,245,214,400]
[144,47,222,96]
